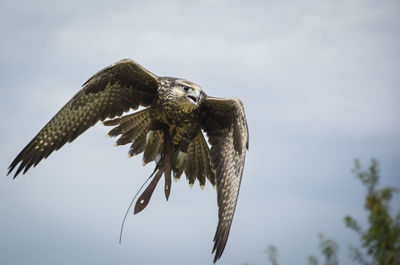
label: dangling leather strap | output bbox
[134,166,164,214]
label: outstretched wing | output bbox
[201,96,249,263]
[8,59,159,178]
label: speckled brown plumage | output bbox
[7,59,249,263]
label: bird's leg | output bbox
[176,151,187,168]
[146,119,167,145]
[173,152,186,183]
[146,130,155,144]
[176,140,189,169]
[173,141,189,182]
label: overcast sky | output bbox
[1,1,399,265]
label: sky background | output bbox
[1,0,399,264]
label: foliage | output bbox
[266,245,279,265]
[308,233,339,265]
[344,159,400,265]
[242,159,400,265]
[242,245,279,265]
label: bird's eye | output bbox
[182,85,190,92]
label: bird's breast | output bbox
[150,105,201,146]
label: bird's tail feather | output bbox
[173,132,215,188]
[104,109,154,158]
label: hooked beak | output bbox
[187,91,200,105]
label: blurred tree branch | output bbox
[242,159,400,265]
[344,158,400,265]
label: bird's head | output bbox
[162,78,204,112]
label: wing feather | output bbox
[201,97,248,263]
[8,59,159,178]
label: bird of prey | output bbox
[7,59,248,263]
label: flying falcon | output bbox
[7,59,249,263]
